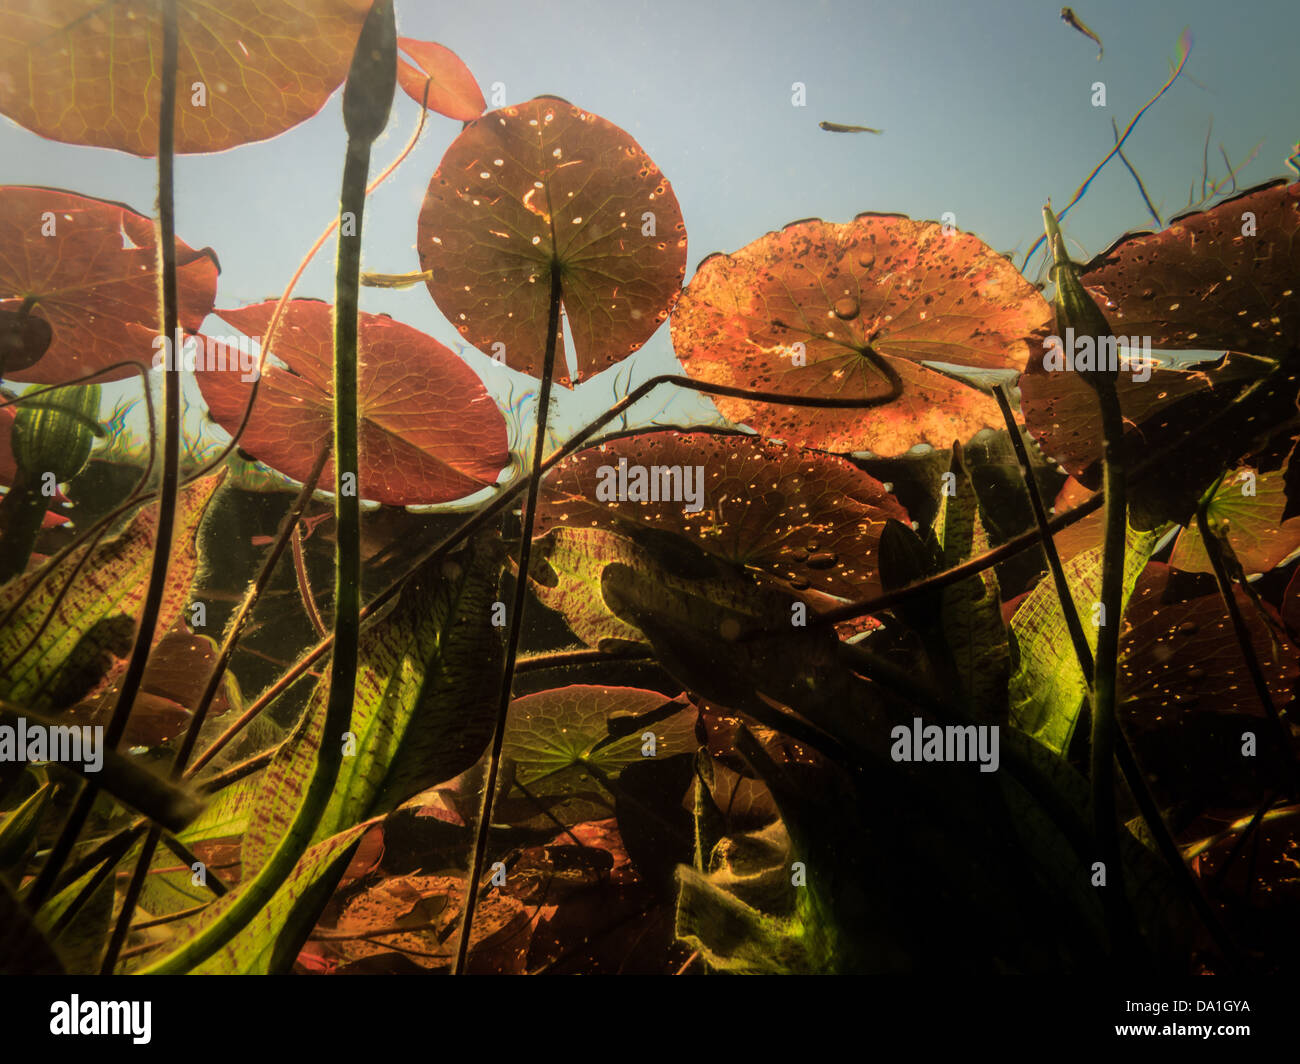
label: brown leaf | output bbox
[672,214,1052,455]
[0,187,218,385]
[0,0,369,155]
[535,431,909,600]
[1081,180,1300,358]
[197,300,509,505]
[417,97,686,386]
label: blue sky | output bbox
[2,0,1295,469]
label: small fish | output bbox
[819,121,882,134]
[1061,7,1103,60]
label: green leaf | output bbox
[0,776,51,878]
[0,471,224,707]
[142,822,372,975]
[529,527,649,650]
[932,445,1009,721]
[502,685,694,823]
[240,536,505,875]
[1009,524,1162,753]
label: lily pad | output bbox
[0,187,219,385]
[535,430,908,600]
[0,0,369,155]
[1167,463,1300,575]
[395,38,484,120]
[671,214,1052,455]
[503,685,695,798]
[1081,180,1300,358]
[417,96,686,386]
[196,300,509,505]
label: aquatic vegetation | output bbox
[1,2,1298,984]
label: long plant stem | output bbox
[26,0,182,913]
[452,266,564,976]
[138,2,394,972]
[1092,377,1136,960]
[993,387,1241,967]
[1195,506,1299,793]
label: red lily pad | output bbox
[1119,563,1298,725]
[1081,180,1300,357]
[671,214,1053,456]
[0,187,219,385]
[535,430,909,600]
[195,300,508,505]
[1019,352,1264,478]
[395,38,485,120]
[0,0,369,156]
[1168,463,1300,575]
[676,215,1050,452]
[417,96,687,387]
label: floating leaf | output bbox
[671,214,1052,455]
[1081,180,1300,357]
[1168,464,1300,575]
[0,472,224,709]
[197,301,508,505]
[0,0,369,156]
[395,38,485,120]
[0,306,52,375]
[1019,351,1261,478]
[0,187,219,385]
[417,96,686,386]
[1120,563,1298,726]
[535,431,908,600]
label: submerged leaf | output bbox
[536,431,908,600]
[672,214,1052,455]
[417,97,686,386]
[1168,464,1300,575]
[0,472,224,708]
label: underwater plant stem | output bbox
[993,389,1241,965]
[24,0,183,914]
[1194,505,1299,794]
[993,385,1095,676]
[0,468,52,583]
[453,265,564,977]
[139,2,395,973]
[1092,377,1136,961]
[293,522,328,638]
